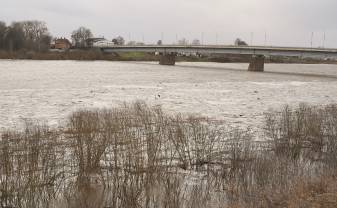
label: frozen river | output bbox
[1,60,337,130]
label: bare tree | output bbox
[234,38,248,46]
[0,21,6,49]
[178,38,189,45]
[112,36,125,45]
[192,39,201,45]
[38,34,52,52]
[0,20,50,52]
[71,27,93,48]
[21,21,48,42]
[20,21,50,51]
[3,22,25,52]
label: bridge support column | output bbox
[248,55,265,72]
[159,53,176,65]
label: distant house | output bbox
[52,38,72,50]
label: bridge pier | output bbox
[248,55,265,72]
[159,53,176,65]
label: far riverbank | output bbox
[1,49,337,64]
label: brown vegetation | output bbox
[0,50,154,62]
[0,102,336,208]
[0,50,159,61]
[1,49,336,64]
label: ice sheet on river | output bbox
[1,60,337,130]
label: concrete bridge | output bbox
[101,45,337,72]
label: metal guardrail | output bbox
[101,45,337,59]
[101,45,337,52]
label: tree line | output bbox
[0,20,51,52]
[0,20,126,51]
[0,20,101,51]
[0,20,250,52]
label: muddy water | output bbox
[1,60,337,129]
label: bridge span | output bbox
[101,45,337,72]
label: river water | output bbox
[1,60,337,130]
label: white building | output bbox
[93,39,115,47]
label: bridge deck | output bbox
[102,45,337,59]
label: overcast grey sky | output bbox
[1,0,337,47]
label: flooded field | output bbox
[1,60,337,129]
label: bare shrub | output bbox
[1,102,337,208]
[265,104,337,165]
[0,123,63,208]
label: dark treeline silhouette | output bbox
[0,20,51,52]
